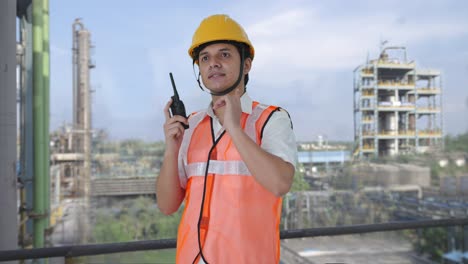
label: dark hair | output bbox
[193,41,251,86]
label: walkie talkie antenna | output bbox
[169,72,179,100]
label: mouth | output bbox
[208,72,225,79]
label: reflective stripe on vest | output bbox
[244,103,270,144]
[176,102,282,264]
[186,160,251,177]
[178,111,207,188]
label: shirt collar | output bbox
[206,92,253,118]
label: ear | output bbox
[243,57,252,75]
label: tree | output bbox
[90,196,182,263]
[445,132,468,153]
[290,163,310,192]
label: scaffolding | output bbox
[353,46,443,159]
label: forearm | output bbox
[229,127,295,197]
[156,149,185,215]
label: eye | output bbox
[221,52,230,58]
[200,55,208,62]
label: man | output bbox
[156,14,297,263]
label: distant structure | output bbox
[50,19,94,199]
[353,45,443,159]
[49,19,95,242]
[72,18,95,199]
[297,140,350,178]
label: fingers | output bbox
[213,98,227,110]
[168,115,188,124]
[164,115,188,139]
[163,99,173,121]
[164,113,188,133]
[212,91,242,111]
[164,98,188,124]
[164,121,185,139]
[164,98,188,138]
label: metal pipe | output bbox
[72,20,93,244]
[33,0,46,249]
[2,218,468,261]
[72,19,83,138]
[19,16,26,249]
[18,9,28,250]
[381,46,407,62]
[54,166,61,206]
[72,22,77,134]
[42,0,51,228]
[0,0,19,255]
[440,74,444,150]
[19,2,35,244]
[82,28,92,244]
[25,3,35,242]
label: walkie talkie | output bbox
[169,72,189,129]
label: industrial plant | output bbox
[1,1,467,263]
[50,18,94,206]
[353,46,443,159]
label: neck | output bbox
[211,86,244,102]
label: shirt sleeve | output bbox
[260,109,298,169]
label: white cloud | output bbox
[247,9,468,78]
[239,6,468,140]
[49,1,468,140]
[248,9,309,37]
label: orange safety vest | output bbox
[176,101,283,264]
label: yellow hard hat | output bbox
[188,14,255,61]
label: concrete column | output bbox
[0,0,19,256]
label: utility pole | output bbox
[0,0,19,261]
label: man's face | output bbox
[198,42,251,94]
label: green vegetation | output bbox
[88,167,311,263]
[445,132,468,153]
[415,227,448,262]
[429,133,468,183]
[85,132,467,262]
[290,163,310,192]
[90,197,182,263]
[402,226,464,262]
[93,138,165,178]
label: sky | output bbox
[47,0,468,142]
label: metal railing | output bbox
[1,218,467,262]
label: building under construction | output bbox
[353,46,443,159]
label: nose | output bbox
[209,56,221,69]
